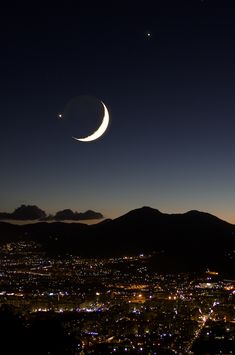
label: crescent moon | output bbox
[72,101,109,142]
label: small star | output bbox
[145,31,153,40]
[58,113,63,119]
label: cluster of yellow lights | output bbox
[206,270,219,276]
[224,285,234,291]
[168,296,177,300]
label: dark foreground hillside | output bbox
[0,207,234,274]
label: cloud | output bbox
[54,209,103,221]
[0,205,46,220]
[0,205,103,221]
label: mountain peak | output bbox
[130,206,162,214]
[140,206,161,213]
[114,206,163,224]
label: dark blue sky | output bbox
[2,1,235,222]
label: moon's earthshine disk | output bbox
[72,101,110,142]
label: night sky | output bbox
[2,1,235,223]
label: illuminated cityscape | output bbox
[0,241,234,354]
[2,1,235,353]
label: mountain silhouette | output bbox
[0,207,234,274]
